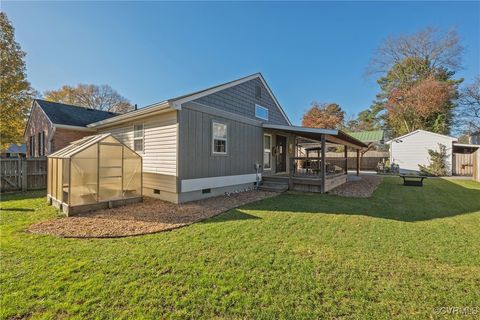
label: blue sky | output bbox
[3,1,480,125]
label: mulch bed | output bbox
[28,190,278,238]
[328,175,383,198]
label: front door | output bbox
[275,135,287,173]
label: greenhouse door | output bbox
[98,142,123,201]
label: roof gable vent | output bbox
[255,85,262,99]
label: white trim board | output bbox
[181,173,260,193]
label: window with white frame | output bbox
[263,134,272,170]
[133,124,144,152]
[212,122,227,154]
[255,104,269,121]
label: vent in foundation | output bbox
[153,189,160,194]
[202,188,211,194]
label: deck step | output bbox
[259,181,289,193]
[262,176,289,183]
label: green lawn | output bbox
[1,177,480,319]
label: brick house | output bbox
[24,100,118,158]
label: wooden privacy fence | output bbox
[326,152,389,171]
[0,158,47,193]
[473,150,480,182]
[452,153,474,176]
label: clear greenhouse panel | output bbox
[123,146,142,198]
[52,158,57,200]
[99,142,123,201]
[47,158,52,196]
[56,158,63,202]
[62,159,70,204]
[70,144,98,206]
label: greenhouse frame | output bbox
[47,133,143,215]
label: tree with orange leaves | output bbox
[301,102,345,129]
[386,76,455,134]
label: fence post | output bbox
[21,159,28,191]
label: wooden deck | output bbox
[263,173,347,193]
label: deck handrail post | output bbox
[288,158,293,190]
[356,149,360,176]
[321,134,326,193]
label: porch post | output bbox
[356,149,360,176]
[321,134,326,193]
[344,145,348,175]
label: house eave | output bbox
[87,102,173,128]
[53,124,96,132]
[262,124,367,149]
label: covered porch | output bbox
[261,124,368,193]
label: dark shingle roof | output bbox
[5,143,26,153]
[35,99,119,127]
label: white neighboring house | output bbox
[386,130,458,175]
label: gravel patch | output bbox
[329,175,383,198]
[29,190,278,238]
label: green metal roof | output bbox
[347,130,384,143]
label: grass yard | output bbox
[1,177,480,319]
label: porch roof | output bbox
[262,124,368,149]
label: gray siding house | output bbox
[85,73,366,203]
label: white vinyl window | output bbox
[133,124,144,152]
[212,122,227,154]
[263,134,272,170]
[255,104,269,121]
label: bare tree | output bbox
[44,84,134,113]
[457,77,480,132]
[367,27,463,76]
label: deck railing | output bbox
[291,157,347,177]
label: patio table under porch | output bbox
[261,124,368,193]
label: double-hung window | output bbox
[133,124,144,152]
[212,122,227,154]
[263,134,272,170]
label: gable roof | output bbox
[35,99,119,127]
[386,129,457,144]
[348,130,384,143]
[49,133,112,158]
[88,73,292,128]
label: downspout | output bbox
[49,125,56,154]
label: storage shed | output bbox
[47,133,142,215]
[386,130,457,175]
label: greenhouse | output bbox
[47,133,143,215]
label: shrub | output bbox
[419,143,448,176]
